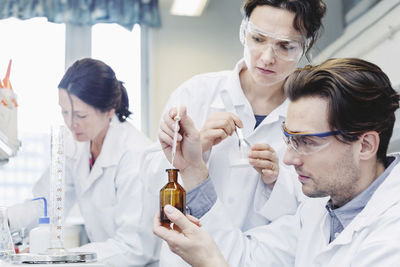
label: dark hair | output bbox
[242,0,326,59]
[285,58,400,164]
[58,58,132,122]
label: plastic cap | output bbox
[39,217,50,224]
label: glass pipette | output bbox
[171,105,181,166]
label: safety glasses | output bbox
[240,20,306,62]
[281,122,345,155]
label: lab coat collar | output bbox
[322,153,400,248]
[89,115,123,168]
[258,98,288,127]
[210,59,288,124]
[210,59,249,110]
[66,116,124,195]
[65,115,121,167]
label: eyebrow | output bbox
[59,107,89,114]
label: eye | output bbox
[278,41,297,51]
[76,114,87,119]
[61,110,68,116]
[298,136,318,146]
[250,33,264,43]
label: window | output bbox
[92,23,142,130]
[0,18,65,206]
[0,19,143,207]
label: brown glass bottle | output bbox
[160,169,186,223]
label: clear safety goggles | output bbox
[240,20,306,62]
[281,121,345,155]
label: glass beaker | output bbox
[0,207,15,261]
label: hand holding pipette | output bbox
[158,106,208,190]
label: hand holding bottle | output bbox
[153,205,228,267]
[158,106,209,190]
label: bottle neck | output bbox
[167,169,179,183]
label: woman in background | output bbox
[9,58,158,267]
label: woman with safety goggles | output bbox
[154,1,326,265]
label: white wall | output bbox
[148,0,243,139]
[314,0,400,85]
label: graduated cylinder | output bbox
[160,169,186,223]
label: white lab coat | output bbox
[8,116,159,267]
[145,60,304,266]
[202,154,400,266]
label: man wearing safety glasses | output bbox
[148,1,326,265]
[154,58,400,266]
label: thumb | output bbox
[179,107,198,138]
[164,205,196,234]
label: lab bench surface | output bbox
[6,263,107,267]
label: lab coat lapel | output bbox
[210,60,255,136]
[80,118,120,195]
[257,99,288,127]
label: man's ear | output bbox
[359,131,380,160]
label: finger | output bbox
[249,145,279,163]
[173,215,201,230]
[249,158,276,170]
[248,150,275,161]
[179,107,200,138]
[203,119,235,136]
[261,169,279,185]
[186,214,202,227]
[153,212,174,240]
[164,108,178,127]
[172,222,183,233]
[221,115,237,136]
[160,121,179,141]
[230,113,243,128]
[251,143,273,151]
[163,205,198,235]
[262,168,279,177]
[175,105,184,120]
[167,106,182,121]
[158,130,174,148]
[201,129,228,144]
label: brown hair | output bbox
[242,0,326,60]
[285,58,399,164]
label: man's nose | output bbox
[283,145,302,167]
